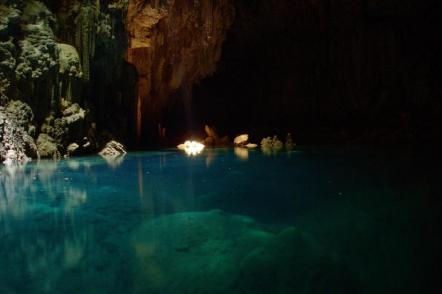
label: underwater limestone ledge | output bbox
[131,209,357,293]
[125,0,235,143]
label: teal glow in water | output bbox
[0,148,439,293]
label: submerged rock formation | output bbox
[132,210,357,293]
[125,0,234,145]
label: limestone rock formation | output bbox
[36,133,60,160]
[125,0,234,143]
[1,106,38,165]
[99,140,126,159]
[5,100,36,136]
[234,134,248,146]
[0,0,129,164]
[15,1,58,81]
[261,135,284,155]
[234,133,257,148]
[0,4,20,105]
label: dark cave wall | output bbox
[125,0,234,147]
[192,0,442,144]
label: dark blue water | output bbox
[0,148,440,293]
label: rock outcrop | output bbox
[260,135,285,155]
[0,106,38,165]
[99,140,126,159]
[0,0,128,164]
[36,133,60,160]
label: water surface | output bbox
[0,148,440,293]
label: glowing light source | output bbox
[177,140,205,156]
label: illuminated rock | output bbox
[234,134,249,146]
[246,143,257,148]
[99,140,126,158]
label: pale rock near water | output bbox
[234,134,257,148]
[98,140,126,158]
[66,143,80,156]
[260,135,284,155]
[260,135,287,150]
[234,134,249,146]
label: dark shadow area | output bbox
[192,0,442,145]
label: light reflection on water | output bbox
[0,148,440,293]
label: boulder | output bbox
[246,143,258,148]
[66,142,80,156]
[260,137,273,149]
[98,140,126,158]
[234,134,249,146]
[260,135,284,155]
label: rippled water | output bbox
[0,148,440,293]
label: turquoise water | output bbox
[0,148,440,293]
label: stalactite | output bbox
[57,43,82,108]
[75,4,98,81]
